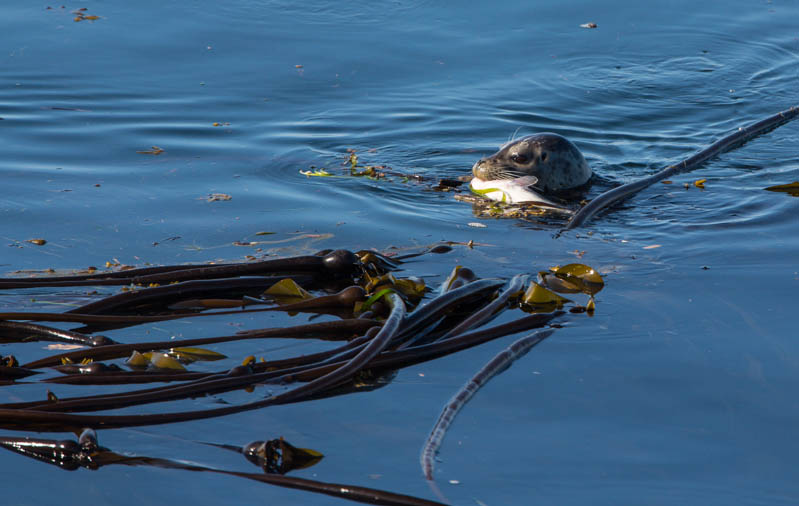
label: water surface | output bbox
[1,1,798,504]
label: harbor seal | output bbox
[472,133,592,193]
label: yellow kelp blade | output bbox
[264,278,312,304]
[392,277,426,298]
[538,271,581,294]
[549,263,604,295]
[470,184,508,203]
[125,350,150,368]
[522,282,572,308]
[170,347,227,362]
[299,169,333,177]
[365,272,398,292]
[126,350,188,370]
[369,274,425,299]
[147,352,186,371]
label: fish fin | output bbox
[512,175,538,187]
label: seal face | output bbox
[472,133,592,193]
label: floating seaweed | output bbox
[0,430,442,506]
[0,247,601,504]
[564,105,799,230]
[420,329,554,493]
[765,181,799,197]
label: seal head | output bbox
[472,133,591,193]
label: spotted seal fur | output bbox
[472,133,591,193]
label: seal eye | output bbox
[510,153,529,164]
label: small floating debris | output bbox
[693,178,707,189]
[137,146,165,155]
[25,239,47,246]
[73,8,100,22]
[580,22,598,29]
[467,222,487,228]
[207,193,232,202]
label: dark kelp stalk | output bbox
[0,248,602,504]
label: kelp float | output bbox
[0,248,603,505]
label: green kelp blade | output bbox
[765,181,799,196]
[299,169,333,177]
[350,166,375,177]
[358,288,396,313]
[470,185,508,203]
[170,347,227,362]
[549,263,604,295]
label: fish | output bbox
[469,176,558,206]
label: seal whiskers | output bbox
[472,133,592,193]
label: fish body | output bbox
[469,176,557,206]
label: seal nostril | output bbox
[541,152,548,162]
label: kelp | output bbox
[0,430,443,506]
[765,181,799,196]
[421,329,553,489]
[0,247,601,505]
[564,105,799,230]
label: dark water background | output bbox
[2,1,798,504]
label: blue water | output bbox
[2,1,798,504]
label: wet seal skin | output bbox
[472,133,592,193]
